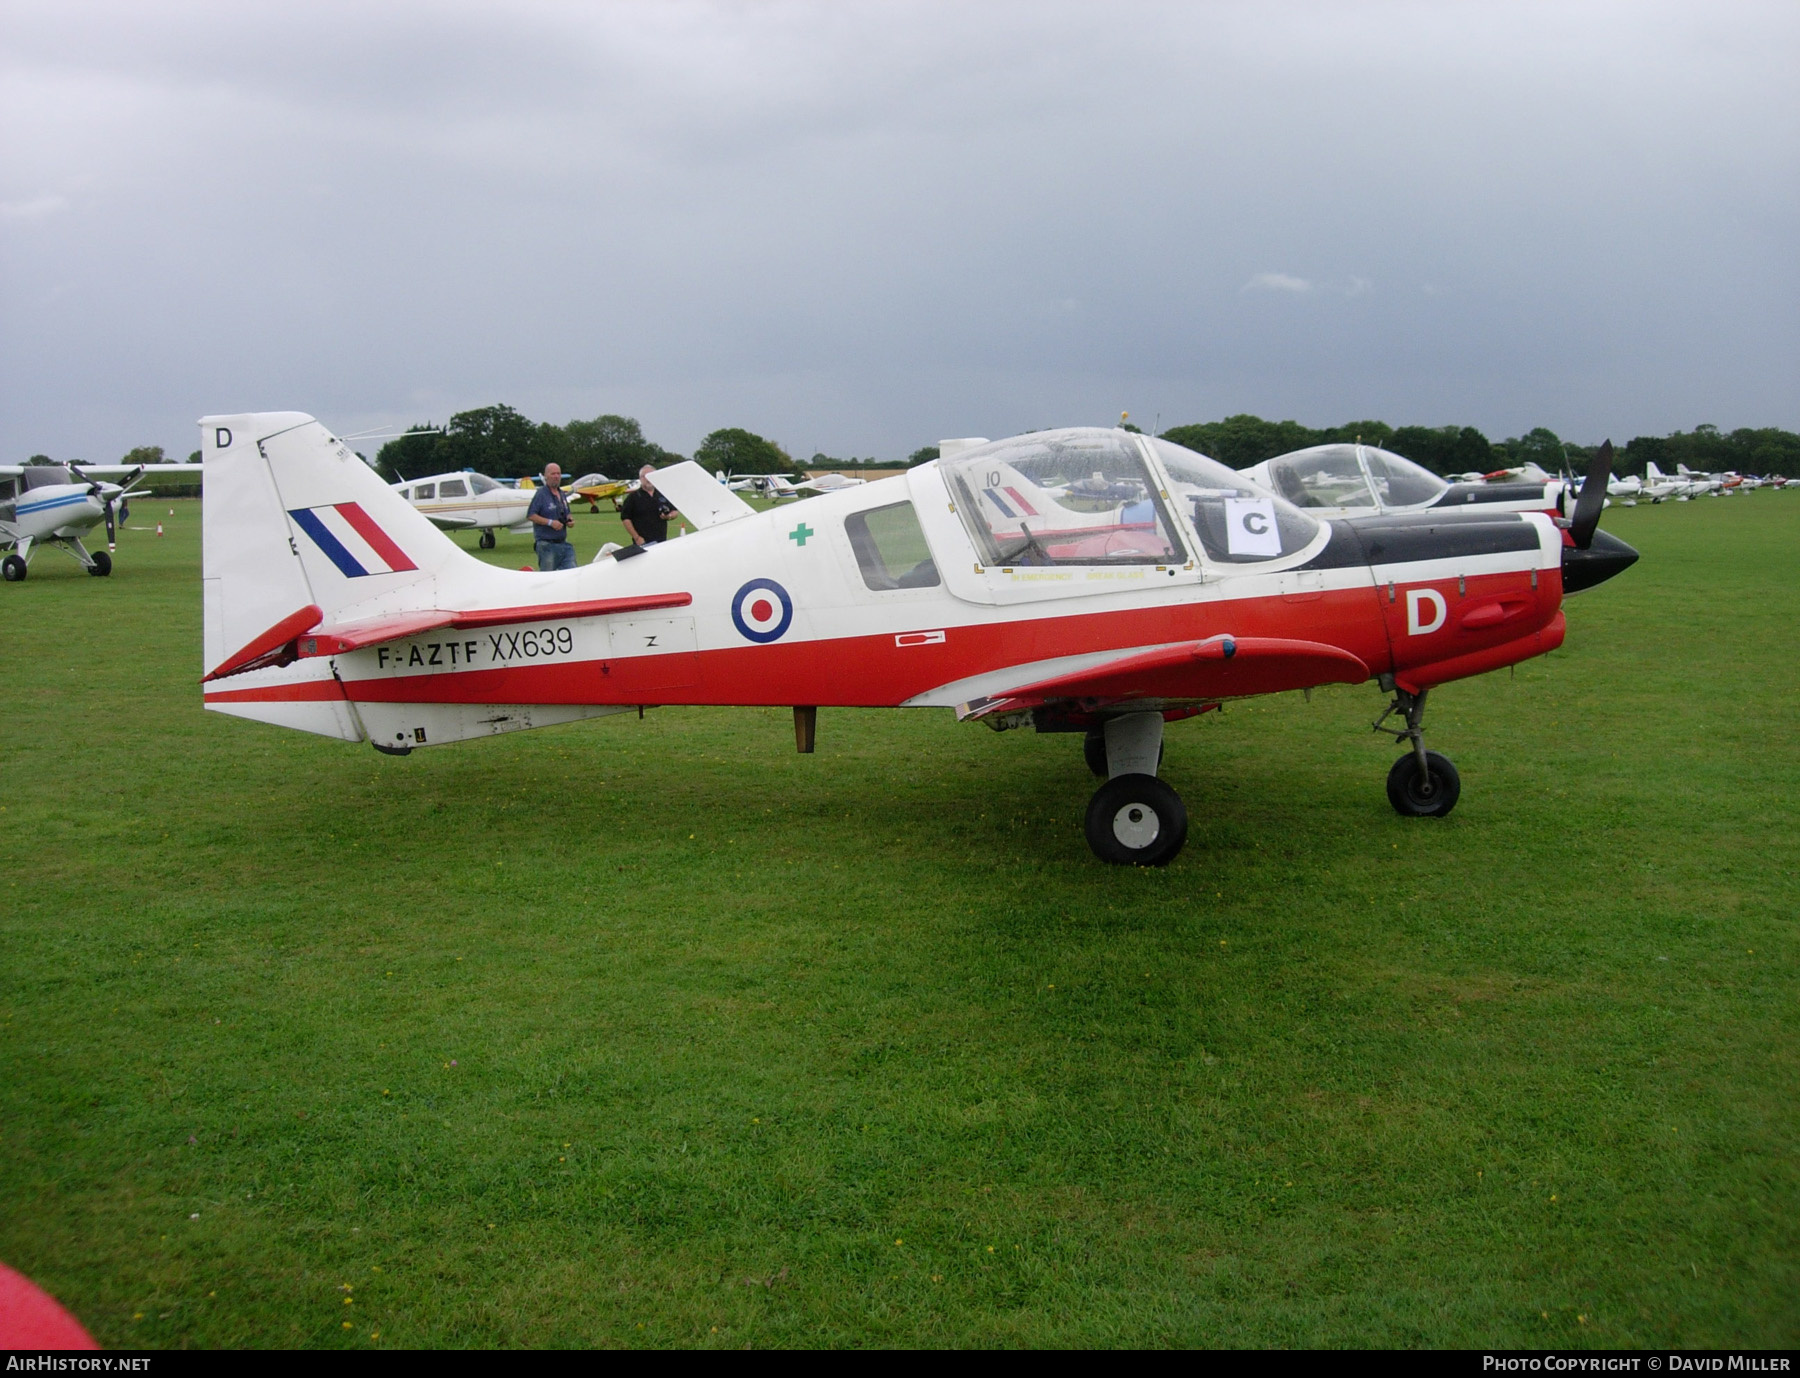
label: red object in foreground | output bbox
[0,1263,98,1349]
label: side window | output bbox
[1270,447,1375,509]
[1151,439,1321,564]
[413,482,435,500]
[1365,450,1447,507]
[437,479,468,498]
[845,502,940,591]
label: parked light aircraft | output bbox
[724,473,803,500]
[568,474,632,511]
[1242,444,1562,520]
[1,461,198,581]
[393,471,533,548]
[197,415,1636,865]
[798,473,867,494]
[1639,462,1716,502]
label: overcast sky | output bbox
[2,0,1795,463]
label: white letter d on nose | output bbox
[1407,588,1448,635]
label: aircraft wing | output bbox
[419,512,481,530]
[571,480,630,501]
[0,463,205,478]
[958,635,1368,720]
[648,460,757,529]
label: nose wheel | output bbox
[1374,688,1461,817]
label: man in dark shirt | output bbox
[528,463,576,571]
[620,465,678,546]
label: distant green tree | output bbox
[120,445,165,466]
[1161,415,1327,467]
[373,407,550,480]
[1730,426,1800,476]
[908,445,939,466]
[561,414,681,477]
[28,453,53,465]
[439,405,546,479]
[695,427,791,475]
[1387,425,1494,476]
[1319,420,1395,449]
[187,450,201,463]
[1621,435,1668,477]
[375,424,444,481]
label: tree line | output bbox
[372,406,797,483]
[32,410,1800,482]
[1157,416,1800,478]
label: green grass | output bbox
[1,496,1796,1349]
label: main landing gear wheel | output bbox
[479,530,496,549]
[1386,751,1461,817]
[1,555,25,582]
[1085,774,1188,866]
[87,550,112,577]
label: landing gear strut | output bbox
[1374,688,1461,817]
[1083,711,1187,866]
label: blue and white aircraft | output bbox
[1,461,199,581]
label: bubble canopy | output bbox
[936,428,1320,567]
[1244,443,1449,515]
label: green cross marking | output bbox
[789,522,815,547]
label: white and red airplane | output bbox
[198,414,1636,865]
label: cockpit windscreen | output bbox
[941,429,1186,566]
[1150,439,1321,563]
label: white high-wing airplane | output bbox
[392,470,533,548]
[1,461,198,582]
[798,473,867,493]
[1242,445,1563,520]
[1641,462,1706,502]
[724,473,803,500]
[1674,464,1731,495]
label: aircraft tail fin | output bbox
[1646,461,1665,479]
[200,412,498,734]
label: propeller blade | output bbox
[67,461,101,494]
[1569,440,1612,550]
[104,498,116,547]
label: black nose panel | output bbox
[1562,528,1639,593]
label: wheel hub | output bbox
[1111,803,1161,849]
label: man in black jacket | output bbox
[620,466,678,546]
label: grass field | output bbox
[2,495,1796,1348]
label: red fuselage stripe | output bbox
[335,503,418,573]
[202,568,1563,710]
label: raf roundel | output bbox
[731,578,794,643]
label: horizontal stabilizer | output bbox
[204,592,693,679]
[647,461,757,529]
[960,635,1368,718]
[300,592,695,656]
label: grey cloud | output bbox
[1,0,1796,463]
